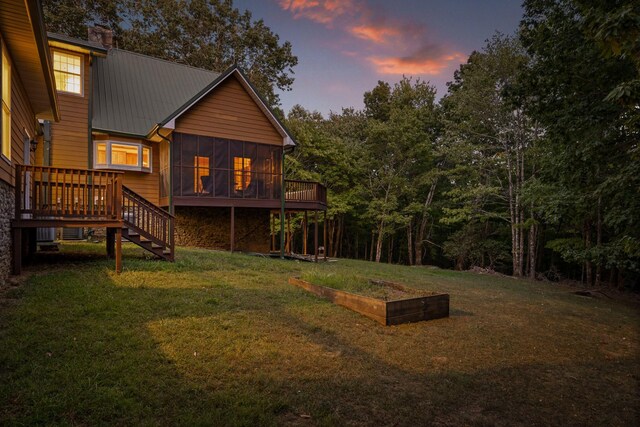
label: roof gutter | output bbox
[27,0,60,121]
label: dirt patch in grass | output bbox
[300,272,436,301]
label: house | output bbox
[1,1,327,281]
[0,0,59,283]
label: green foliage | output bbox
[520,0,640,276]
[42,0,298,105]
[443,223,510,270]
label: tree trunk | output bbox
[375,221,384,263]
[324,218,336,256]
[506,150,518,276]
[337,215,344,258]
[528,219,537,279]
[355,233,359,260]
[406,220,413,266]
[518,209,525,277]
[387,233,394,264]
[585,220,592,287]
[369,232,375,262]
[595,197,602,287]
[414,179,438,266]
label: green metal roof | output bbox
[92,49,220,137]
[51,34,294,143]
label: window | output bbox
[234,157,252,191]
[94,141,152,172]
[172,133,282,199]
[1,42,10,160]
[194,156,210,193]
[53,51,82,95]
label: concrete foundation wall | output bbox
[174,207,270,253]
[0,180,14,285]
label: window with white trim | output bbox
[1,41,11,161]
[53,51,83,95]
[95,141,152,172]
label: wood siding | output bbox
[93,134,160,205]
[175,75,283,146]
[0,42,37,186]
[49,48,90,170]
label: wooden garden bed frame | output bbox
[288,277,449,326]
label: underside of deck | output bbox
[172,196,327,211]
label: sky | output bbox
[235,0,524,116]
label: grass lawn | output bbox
[1,242,639,426]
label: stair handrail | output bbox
[122,185,174,258]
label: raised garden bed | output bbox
[288,277,449,326]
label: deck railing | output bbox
[15,165,123,220]
[284,179,327,206]
[122,185,175,257]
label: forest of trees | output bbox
[284,0,639,289]
[43,0,638,288]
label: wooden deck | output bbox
[172,179,327,211]
[11,165,175,274]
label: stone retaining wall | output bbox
[0,180,14,285]
[174,207,270,253]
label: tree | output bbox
[441,34,540,277]
[363,78,440,263]
[285,106,368,258]
[520,0,639,286]
[42,0,298,105]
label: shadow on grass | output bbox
[450,308,475,317]
[1,247,639,426]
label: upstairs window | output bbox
[1,42,10,160]
[95,141,151,172]
[53,51,82,95]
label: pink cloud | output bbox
[369,52,465,75]
[277,0,465,77]
[349,24,401,44]
[277,0,358,25]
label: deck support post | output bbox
[323,210,327,261]
[230,206,235,253]
[280,150,286,259]
[271,211,275,252]
[12,228,22,275]
[115,227,122,273]
[106,228,115,258]
[314,211,318,263]
[286,212,292,254]
[303,211,308,255]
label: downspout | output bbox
[87,54,94,238]
[87,54,94,169]
[43,121,51,166]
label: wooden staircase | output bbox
[122,185,174,261]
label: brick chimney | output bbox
[88,25,113,50]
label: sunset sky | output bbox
[235,0,523,115]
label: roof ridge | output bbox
[109,48,220,76]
